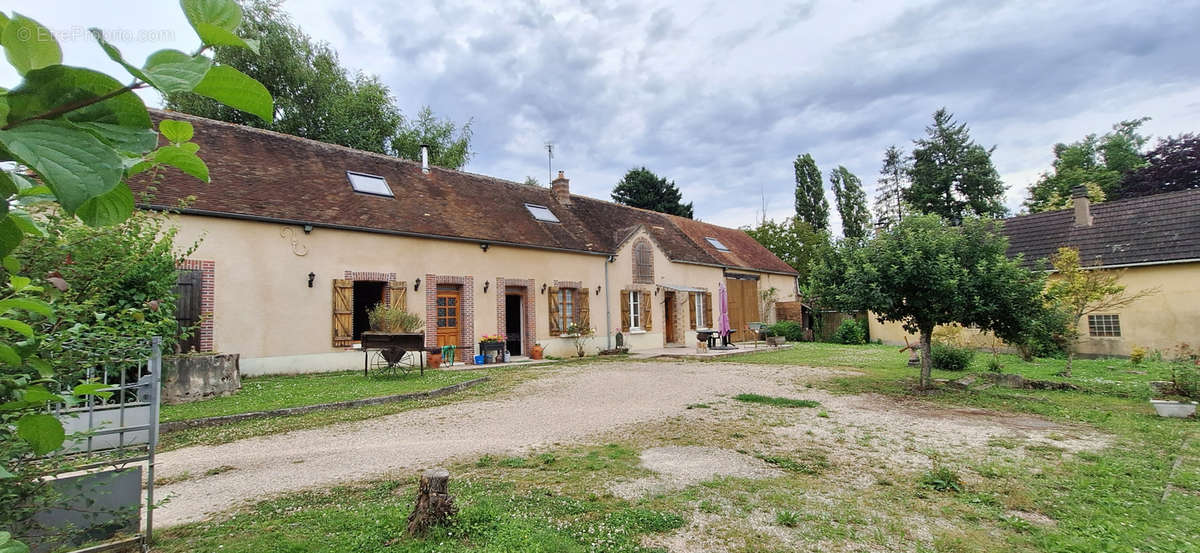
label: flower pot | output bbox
[427,352,442,369]
[1150,399,1197,418]
[530,345,544,360]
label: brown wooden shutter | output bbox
[688,292,697,330]
[174,269,203,353]
[620,290,630,332]
[332,279,353,347]
[548,286,561,336]
[705,292,714,329]
[387,280,407,311]
[641,291,652,331]
[576,288,590,329]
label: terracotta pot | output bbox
[427,352,442,369]
[530,345,544,360]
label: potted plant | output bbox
[1150,344,1198,418]
[362,304,425,351]
[530,343,544,360]
[479,334,505,364]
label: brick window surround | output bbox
[496,278,536,356]
[424,274,475,359]
[177,259,215,352]
[342,270,402,308]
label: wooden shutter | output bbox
[620,290,631,331]
[387,280,407,311]
[705,292,714,329]
[688,292,697,330]
[641,291,652,331]
[174,269,203,353]
[576,288,590,329]
[332,279,353,347]
[548,286,561,336]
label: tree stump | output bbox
[405,468,456,536]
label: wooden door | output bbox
[435,288,461,348]
[174,269,203,353]
[664,291,678,343]
[725,278,760,341]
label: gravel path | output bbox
[154,360,812,527]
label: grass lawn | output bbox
[154,345,1199,552]
[161,369,486,423]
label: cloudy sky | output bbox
[6,0,1200,231]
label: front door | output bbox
[436,288,461,348]
[664,291,678,344]
[505,293,522,356]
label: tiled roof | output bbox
[137,110,797,275]
[1002,188,1200,268]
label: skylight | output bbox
[705,237,730,251]
[525,203,560,223]
[347,171,393,197]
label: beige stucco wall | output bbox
[868,262,1199,357]
[169,214,798,372]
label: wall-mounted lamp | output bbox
[307,272,315,288]
[480,242,489,252]
[595,285,602,295]
[607,255,615,263]
[413,278,421,292]
[483,280,490,293]
[654,285,660,296]
[541,283,547,294]
[303,224,313,234]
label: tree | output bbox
[1117,134,1200,199]
[793,153,829,230]
[830,166,871,239]
[1024,118,1150,212]
[1046,247,1158,376]
[874,145,909,229]
[743,218,831,282]
[611,167,694,218]
[906,108,1007,221]
[0,2,271,546]
[390,106,473,169]
[810,215,1045,389]
[523,176,541,186]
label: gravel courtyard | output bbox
[154,359,1105,528]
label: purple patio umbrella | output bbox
[718,283,731,342]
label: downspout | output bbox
[605,255,614,349]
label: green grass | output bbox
[733,393,820,408]
[161,369,486,422]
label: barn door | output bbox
[174,269,203,353]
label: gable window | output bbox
[548,285,590,336]
[1088,314,1121,337]
[525,203,560,223]
[705,237,729,251]
[629,291,641,329]
[347,171,393,197]
[632,239,654,284]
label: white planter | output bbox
[1150,399,1198,418]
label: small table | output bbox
[696,330,718,348]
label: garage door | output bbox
[724,276,760,341]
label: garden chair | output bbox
[441,345,456,367]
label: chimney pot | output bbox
[551,171,571,205]
[1072,185,1092,227]
[420,144,430,174]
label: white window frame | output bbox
[346,171,394,197]
[705,237,729,251]
[525,203,560,223]
[1088,314,1121,338]
[558,288,575,331]
[629,292,642,330]
[694,293,707,329]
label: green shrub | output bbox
[986,356,1003,373]
[920,466,964,493]
[833,319,867,345]
[931,343,975,371]
[769,320,806,342]
[1129,345,1147,365]
[366,304,423,333]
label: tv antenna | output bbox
[545,142,554,185]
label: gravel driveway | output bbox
[154,360,812,527]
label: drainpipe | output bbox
[605,255,614,349]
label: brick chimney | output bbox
[1072,185,1092,227]
[551,170,571,205]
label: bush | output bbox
[833,319,867,345]
[768,320,806,342]
[919,466,964,493]
[1129,345,1147,365]
[931,343,975,371]
[1015,304,1071,360]
[366,304,423,333]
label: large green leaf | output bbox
[0,342,20,365]
[16,413,65,455]
[0,531,30,553]
[88,28,151,83]
[142,49,212,95]
[4,65,150,134]
[193,23,259,54]
[0,216,21,257]
[0,318,34,338]
[159,119,194,142]
[75,182,134,226]
[70,121,159,154]
[2,13,61,76]
[192,65,273,122]
[0,297,52,317]
[154,145,210,181]
[182,0,243,31]
[0,120,124,213]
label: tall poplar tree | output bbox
[793,153,829,230]
[874,145,909,228]
[905,109,1007,221]
[830,166,871,239]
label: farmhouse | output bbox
[870,187,1200,357]
[135,110,798,374]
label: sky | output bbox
[6,0,1200,232]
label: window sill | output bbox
[628,329,647,335]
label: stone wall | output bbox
[163,353,241,404]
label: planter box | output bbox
[362,332,425,351]
[766,336,786,346]
[164,352,241,404]
[1150,399,1197,418]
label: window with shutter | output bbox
[620,290,631,332]
[332,279,354,346]
[629,291,641,329]
[548,286,561,336]
[387,280,407,311]
[705,291,714,329]
[688,292,697,330]
[575,288,590,329]
[632,239,654,284]
[641,291,652,331]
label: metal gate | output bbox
[31,336,163,553]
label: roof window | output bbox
[705,237,729,251]
[525,203,560,223]
[347,171,393,197]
